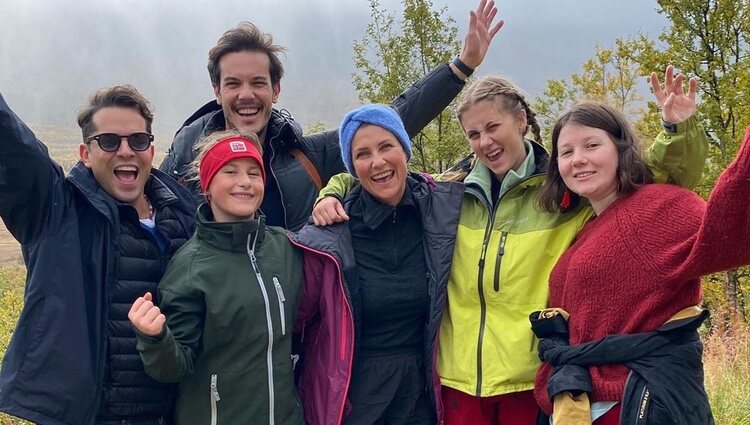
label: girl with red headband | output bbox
[128,130,305,425]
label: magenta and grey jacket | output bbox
[290,173,464,425]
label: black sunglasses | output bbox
[84,132,154,152]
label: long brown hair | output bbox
[537,101,654,213]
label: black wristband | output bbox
[452,57,474,78]
[661,118,678,133]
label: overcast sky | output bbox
[0,0,669,140]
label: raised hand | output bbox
[458,0,504,71]
[128,292,166,337]
[650,65,698,124]
[312,196,349,226]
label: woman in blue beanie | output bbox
[290,103,465,425]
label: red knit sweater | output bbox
[535,126,750,414]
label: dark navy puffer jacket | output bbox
[0,92,196,425]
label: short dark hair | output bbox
[537,101,654,213]
[207,22,286,87]
[76,85,153,139]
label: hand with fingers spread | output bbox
[128,292,166,337]
[455,0,504,74]
[312,196,349,226]
[650,65,699,124]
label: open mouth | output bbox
[485,147,504,161]
[370,170,395,184]
[114,165,138,184]
[235,106,261,118]
[574,171,596,178]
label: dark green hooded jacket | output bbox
[136,204,304,425]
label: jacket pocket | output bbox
[273,276,286,335]
[210,373,221,425]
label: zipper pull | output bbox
[211,374,221,401]
[273,277,286,302]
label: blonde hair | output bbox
[456,75,542,143]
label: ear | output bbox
[79,143,92,168]
[517,109,528,136]
[213,84,222,105]
[272,82,281,103]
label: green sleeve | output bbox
[136,260,205,383]
[315,172,358,203]
[645,115,708,189]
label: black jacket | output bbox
[293,173,464,419]
[531,309,714,425]
[0,93,196,425]
[160,63,465,231]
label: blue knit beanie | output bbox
[339,104,412,177]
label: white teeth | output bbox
[237,107,260,115]
[486,148,503,159]
[115,166,137,172]
[371,170,394,180]
[575,171,595,178]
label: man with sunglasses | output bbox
[160,0,502,231]
[0,85,195,425]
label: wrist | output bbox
[661,117,678,133]
[452,57,475,79]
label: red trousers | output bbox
[441,386,539,425]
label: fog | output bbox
[0,0,668,142]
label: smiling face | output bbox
[79,106,154,214]
[556,123,620,213]
[351,124,408,207]
[460,100,528,181]
[213,50,280,142]
[206,157,265,222]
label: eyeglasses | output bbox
[84,132,154,152]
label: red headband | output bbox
[199,136,265,194]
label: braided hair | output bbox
[456,75,542,144]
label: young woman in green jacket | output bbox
[128,130,304,425]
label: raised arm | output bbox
[394,0,503,137]
[644,65,708,189]
[0,92,66,244]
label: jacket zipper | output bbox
[467,178,526,396]
[287,238,354,425]
[493,232,508,292]
[272,276,287,336]
[247,234,276,425]
[210,374,221,425]
[474,207,494,396]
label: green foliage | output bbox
[352,0,466,173]
[532,35,659,143]
[533,0,750,321]
[304,121,328,136]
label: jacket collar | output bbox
[193,105,305,150]
[195,203,266,253]
[464,140,549,206]
[348,175,420,229]
[67,162,190,224]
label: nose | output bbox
[237,83,255,100]
[479,132,493,149]
[115,136,135,157]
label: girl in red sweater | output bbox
[535,78,750,424]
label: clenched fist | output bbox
[128,292,166,337]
